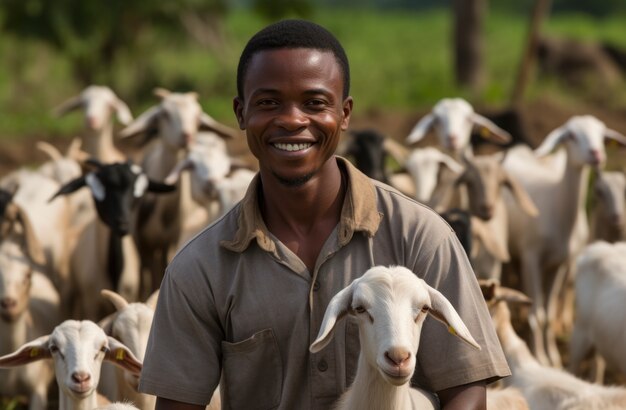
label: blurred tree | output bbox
[252,0,313,20]
[453,0,485,92]
[0,0,228,85]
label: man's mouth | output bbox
[273,143,313,152]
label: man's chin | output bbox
[273,171,315,188]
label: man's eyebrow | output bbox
[302,88,334,97]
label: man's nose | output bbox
[274,105,309,130]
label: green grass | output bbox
[0,8,625,140]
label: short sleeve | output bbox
[411,231,511,392]
[139,265,223,405]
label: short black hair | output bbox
[236,19,350,100]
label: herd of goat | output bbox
[0,85,625,409]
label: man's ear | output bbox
[341,96,353,131]
[233,97,246,130]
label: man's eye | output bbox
[306,99,326,107]
[257,99,277,106]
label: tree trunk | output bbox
[510,0,553,108]
[453,0,486,92]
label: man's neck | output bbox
[259,157,346,270]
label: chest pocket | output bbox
[221,328,283,410]
[345,317,360,387]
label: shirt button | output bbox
[313,281,321,291]
[317,359,328,372]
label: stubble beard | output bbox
[272,170,316,188]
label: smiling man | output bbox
[140,20,510,410]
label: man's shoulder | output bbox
[371,179,448,226]
[170,204,241,267]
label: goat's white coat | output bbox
[502,115,626,366]
[489,290,626,410]
[403,147,463,203]
[0,320,142,410]
[310,266,480,410]
[54,85,132,163]
[0,231,60,410]
[406,98,511,158]
[569,241,626,384]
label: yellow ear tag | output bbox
[448,326,457,336]
[30,347,39,357]
[116,349,125,361]
[480,127,490,138]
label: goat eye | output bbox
[49,345,58,353]
[421,306,430,313]
[354,306,366,314]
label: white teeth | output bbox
[274,143,312,152]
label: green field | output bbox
[0,7,625,140]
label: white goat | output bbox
[54,85,132,163]
[502,115,626,367]
[405,98,511,158]
[569,241,626,384]
[0,219,61,410]
[483,280,626,410]
[403,147,463,204]
[95,403,139,410]
[0,170,73,314]
[0,320,142,410]
[310,265,481,410]
[165,133,255,225]
[589,171,625,243]
[97,289,158,409]
[119,88,239,297]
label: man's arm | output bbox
[156,397,206,410]
[437,381,487,410]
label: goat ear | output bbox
[605,128,626,146]
[470,113,512,144]
[164,158,194,185]
[426,285,481,350]
[435,151,463,174]
[199,113,240,140]
[503,172,538,217]
[105,337,143,376]
[0,335,51,367]
[147,180,177,194]
[406,113,436,145]
[382,138,410,164]
[50,176,87,203]
[471,217,510,262]
[113,98,133,126]
[53,95,83,117]
[478,279,498,303]
[534,126,569,157]
[309,282,355,353]
[118,106,161,140]
[496,286,532,306]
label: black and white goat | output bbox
[51,161,175,320]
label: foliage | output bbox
[0,0,228,84]
[0,7,625,140]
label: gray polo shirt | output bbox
[139,157,510,409]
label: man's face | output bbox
[234,48,352,187]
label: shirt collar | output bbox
[220,156,382,253]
